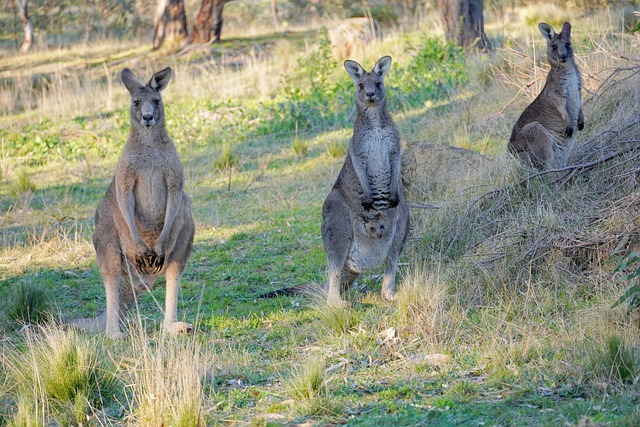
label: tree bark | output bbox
[437,0,490,51]
[153,0,188,50]
[17,0,34,53]
[271,0,279,30]
[191,0,230,44]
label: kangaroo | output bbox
[321,56,410,304]
[73,67,195,339]
[363,213,390,240]
[508,22,584,170]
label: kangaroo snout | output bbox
[140,102,156,127]
[371,226,384,239]
[141,114,155,127]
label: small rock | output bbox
[412,352,451,366]
[377,327,398,345]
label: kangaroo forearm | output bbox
[117,188,143,244]
[390,159,401,193]
[351,156,371,196]
[159,192,183,245]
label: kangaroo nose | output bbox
[366,91,375,98]
[142,114,153,122]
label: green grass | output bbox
[1,6,640,426]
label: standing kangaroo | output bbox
[508,22,584,170]
[75,67,195,339]
[321,56,410,304]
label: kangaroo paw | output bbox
[564,126,574,138]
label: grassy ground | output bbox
[1,5,640,426]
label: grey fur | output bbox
[72,67,195,339]
[321,56,410,304]
[508,22,585,170]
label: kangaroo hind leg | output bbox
[514,122,554,170]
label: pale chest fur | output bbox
[562,66,581,123]
[546,64,581,124]
[352,126,398,193]
[120,136,181,227]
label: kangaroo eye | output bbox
[358,83,364,90]
[133,100,140,106]
[376,82,381,88]
[154,99,160,106]
[565,43,570,48]
[552,45,558,50]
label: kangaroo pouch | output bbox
[346,218,396,273]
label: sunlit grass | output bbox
[2,325,115,425]
[1,7,640,426]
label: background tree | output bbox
[271,0,279,30]
[437,0,490,50]
[17,0,34,53]
[153,0,189,50]
[191,0,232,44]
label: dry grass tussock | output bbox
[119,319,208,426]
[1,324,113,425]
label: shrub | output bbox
[611,234,640,314]
[9,170,36,196]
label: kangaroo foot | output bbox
[326,298,352,309]
[165,321,193,334]
[381,288,396,301]
[106,330,128,340]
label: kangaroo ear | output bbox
[373,56,392,78]
[121,68,143,94]
[344,60,365,81]
[148,67,172,92]
[538,22,556,41]
[561,22,572,37]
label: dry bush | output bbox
[410,61,640,294]
[395,263,461,346]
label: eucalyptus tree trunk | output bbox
[153,0,189,50]
[191,0,231,43]
[437,0,490,51]
[17,0,34,53]
[271,0,279,30]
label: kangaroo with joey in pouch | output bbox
[508,22,585,170]
[321,55,410,305]
[73,67,195,339]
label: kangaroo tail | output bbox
[63,310,107,333]
[258,283,322,298]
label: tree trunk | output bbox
[153,0,188,50]
[271,0,279,30]
[437,0,490,51]
[17,0,34,53]
[191,0,229,44]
